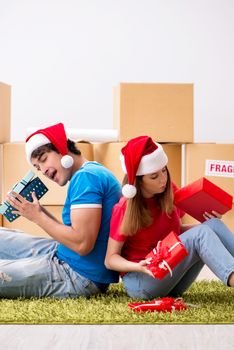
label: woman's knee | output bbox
[183,223,214,241]
[203,217,225,230]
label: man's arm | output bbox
[7,192,101,255]
[35,207,102,255]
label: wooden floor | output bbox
[196,265,219,281]
[0,325,233,349]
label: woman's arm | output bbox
[105,237,154,277]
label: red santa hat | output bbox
[25,122,74,168]
[120,136,168,198]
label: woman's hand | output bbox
[203,210,222,221]
[6,191,42,223]
[138,258,155,277]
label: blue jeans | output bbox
[123,218,234,299]
[0,228,104,298]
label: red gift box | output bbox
[128,297,188,313]
[145,231,188,280]
[174,177,233,223]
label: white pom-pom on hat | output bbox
[122,184,137,199]
[61,155,74,168]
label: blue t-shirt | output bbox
[56,162,121,284]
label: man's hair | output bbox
[120,167,174,236]
[31,139,81,159]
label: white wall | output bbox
[0,0,234,142]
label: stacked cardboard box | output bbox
[181,144,234,231]
[0,82,11,229]
[181,144,234,281]
[111,82,194,186]
[113,83,194,143]
[0,82,11,144]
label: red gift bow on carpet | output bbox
[128,297,188,313]
[148,240,184,277]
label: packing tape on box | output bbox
[27,128,119,143]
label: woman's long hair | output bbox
[120,167,173,236]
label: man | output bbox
[0,122,121,298]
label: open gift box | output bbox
[174,177,233,223]
[0,170,48,222]
[145,231,188,279]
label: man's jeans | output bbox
[123,218,234,299]
[0,228,102,298]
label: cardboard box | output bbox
[174,177,233,223]
[163,144,182,187]
[0,82,11,143]
[93,142,182,187]
[0,144,3,202]
[1,142,94,205]
[93,142,126,183]
[2,205,63,237]
[183,144,234,202]
[113,83,193,142]
[77,141,94,161]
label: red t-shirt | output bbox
[109,183,185,263]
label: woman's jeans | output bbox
[0,228,103,298]
[123,218,234,299]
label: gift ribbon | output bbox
[151,240,183,277]
[0,171,35,215]
[132,300,165,310]
[129,297,188,312]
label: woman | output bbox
[105,136,234,299]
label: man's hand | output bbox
[6,191,42,222]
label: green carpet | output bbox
[0,281,233,324]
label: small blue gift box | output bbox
[0,170,48,222]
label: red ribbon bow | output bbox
[128,297,188,313]
[147,241,173,278]
[151,241,171,264]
